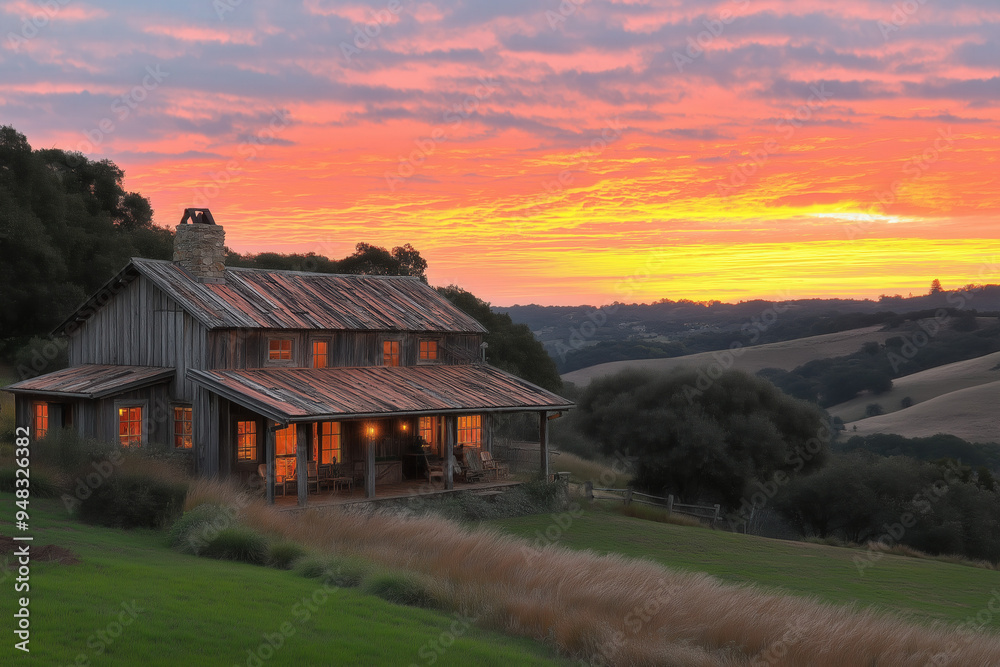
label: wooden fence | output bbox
[583,482,721,527]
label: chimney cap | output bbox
[179,208,217,225]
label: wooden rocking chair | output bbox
[480,450,509,480]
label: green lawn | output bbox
[489,504,1000,628]
[1,496,568,666]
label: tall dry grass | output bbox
[184,478,1000,666]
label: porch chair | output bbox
[480,450,510,480]
[306,461,320,494]
[258,463,286,497]
[317,463,335,491]
[462,450,488,483]
[422,449,445,485]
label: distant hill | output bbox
[845,380,1000,444]
[829,349,1000,422]
[562,325,895,386]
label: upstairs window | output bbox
[237,421,257,461]
[312,340,329,368]
[419,340,438,362]
[118,406,143,448]
[32,402,48,439]
[268,338,293,361]
[173,406,193,449]
[382,340,400,367]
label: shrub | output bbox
[901,396,914,409]
[170,504,236,554]
[201,526,269,565]
[77,472,187,529]
[295,554,369,588]
[865,403,885,417]
[363,571,436,608]
[267,540,307,570]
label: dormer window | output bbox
[268,338,293,361]
[383,340,400,367]
[312,340,329,368]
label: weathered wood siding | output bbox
[207,330,483,369]
[63,275,218,475]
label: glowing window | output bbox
[419,416,437,446]
[173,406,193,449]
[419,340,438,361]
[275,424,297,457]
[457,415,482,447]
[118,406,143,447]
[312,340,328,368]
[383,340,400,367]
[313,421,341,465]
[268,339,292,361]
[237,421,257,461]
[33,402,48,439]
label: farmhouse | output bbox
[6,209,573,504]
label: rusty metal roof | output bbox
[5,365,175,399]
[188,364,573,423]
[54,258,487,335]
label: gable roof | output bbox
[188,364,572,423]
[54,258,487,335]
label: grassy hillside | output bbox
[562,325,894,386]
[0,495,566,666]
[845,380,1000,443]
[829,350,1000,422]
[490,504,1000,629]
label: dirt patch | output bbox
[0,536,80,565]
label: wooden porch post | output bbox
[365,428,376,498]
[484,413,494,454]
[539,411,549,481]
[445,415,456,491]
[296,422,309,507]
[266,421,276,505]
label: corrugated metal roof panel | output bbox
[5,365,175,399]
[188,365,573,423]
[131,258,487,333]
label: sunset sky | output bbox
[3,0,999,306]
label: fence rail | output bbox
[584,482,721,526]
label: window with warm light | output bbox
[268,338,293,361]
[313,421,341,464]
[419,416,437,446]
[418,340,438,362]
[32,402,48,439]
[383,340,400,366]
[118,406,143,447]
[312,340,328,368]
[275,424,297,456]
[237,421,257,461]
[173,406,193,449]
[457,415,482,447]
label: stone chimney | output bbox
[173,208,226,284]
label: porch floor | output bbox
[271,477,522,511]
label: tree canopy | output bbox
[437,286,563,393]
[576,367,829,505]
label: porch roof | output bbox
[188,364,573,423]
[4,364,175,399]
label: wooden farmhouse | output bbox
[7,209,573,504]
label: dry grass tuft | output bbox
[864,540,999,571]
[617,502,706,528]
[185,477,1000,665]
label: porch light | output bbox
[400,422,408,432]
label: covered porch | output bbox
[188,364,573,506]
